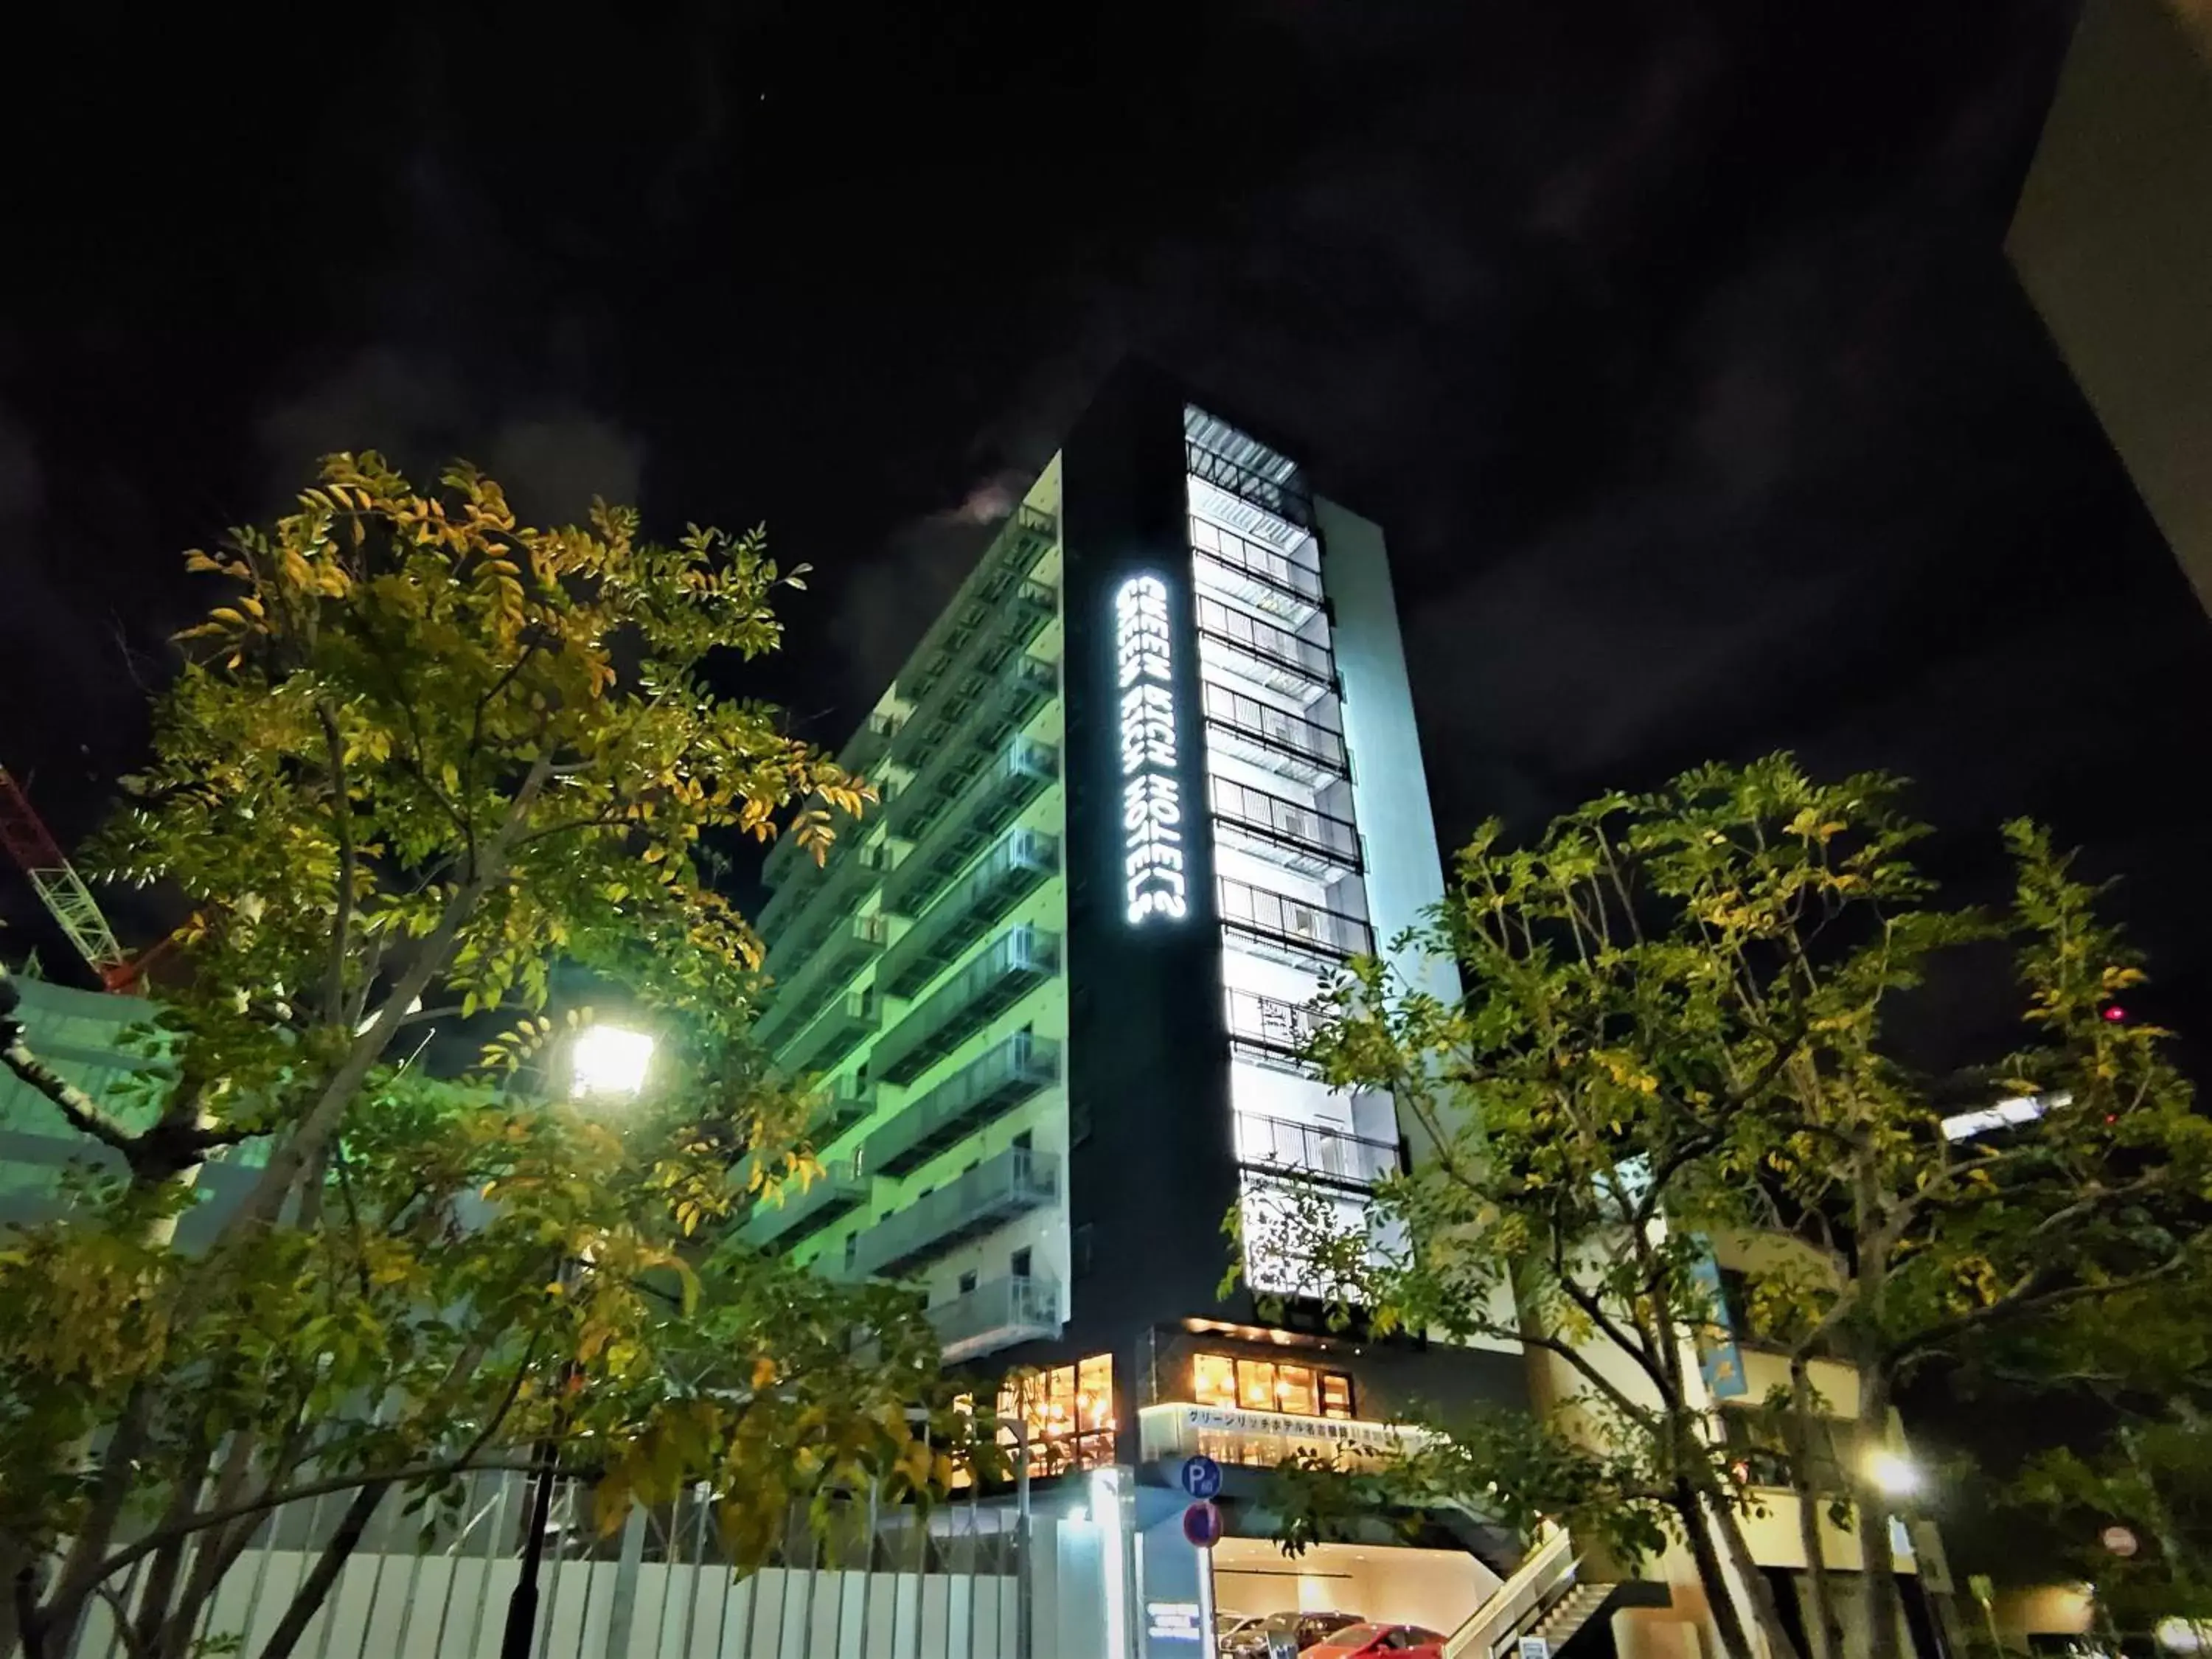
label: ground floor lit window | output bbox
[998,1354,1115,1475]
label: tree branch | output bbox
[83,1457,546,1590]
[0,1029,140,1155]
[316,703,358,1029]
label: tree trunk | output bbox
[251,1482,387,1659]
[1784,1359,1842,1659]
[1707,1486,1804,1659]
[38,1383,156,1658]
[1676,1478,1757,1659]
[1854,1360,1904,1659]
[128,1433,221,1657]
[155,1433,268,1659]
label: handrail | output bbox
[1441,1523,1577,1659]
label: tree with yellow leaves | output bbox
[1259,758,2207,1659]
[0,456,965,1659]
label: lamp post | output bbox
[498,1023,654,1659]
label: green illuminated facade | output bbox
[748,467,1071,1363]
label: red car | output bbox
[1302,1624,1450,1658]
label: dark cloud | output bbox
[2,0,2207,1041]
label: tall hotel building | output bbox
[744,368,1523,1491]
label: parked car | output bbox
[1232,1610,1367,1658]
[1216,1612,1264,1651]
[1303,1624,1450,1658]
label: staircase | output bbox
[1440,1525,1624,1659]
[1524,1581,1615,1653]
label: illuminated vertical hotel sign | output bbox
[1116,574,1186,924]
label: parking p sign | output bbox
[1178,1455,1222,1499]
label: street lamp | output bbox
[1868,1449,1921,1498]
[500,1021,655,1659]
[568,1023,655,1099]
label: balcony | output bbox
[1190,515,1322,623]
[874,926,1060,1086]
[866,1032,1060,1177]
[754,914,888,1050]
[1195,597,1335,701]
[806,1075,877,1144]
[757,841,886,959]
[839,707,908,779]
[883,656,1057,844]
[928,1274,1061,1363]
[1208,777,1360,878]
[890,580,1057,770]
[1217,878,1372,967]
[877,830,1058,999]
[849,1147,1060,1279]
[1201,683,1346,785]
[883,740,1059,919]
[742,1158,869,1249]
[1224,987,1323,1072]
[1186,437,1313,530]
[895,506,1060,712]
[1234,1112,1397,1191]
[774,989,880,1079]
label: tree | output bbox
[1259,757,2205,1659]
[1722,819,2210,1659]
[0,456,956,1658]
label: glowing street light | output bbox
[1868,1450,1921,1497]
[568,1023,655,1099]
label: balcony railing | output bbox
[877,830,1058,999]
[928,1274,1061,1363]
[757,841,886,960]
[873,926,1060,1087]
[866,1031,1060,1177]
[838,707,907,777]
[889,580,1057,770]
[1190,515,1323,617]
[883,656,1057,844]
[1235,1111,1397,1189]
[883,740,1059,919]
[806,1075,877,1143]
[895,505,1060,712]
[1224,987,1324,1068]
[754,914,888,1049]
[1218,878,1372,966]
[849,1147,1060,1279]
[1208,776,1360,876]
[1195,596,1335,694]
[1201,684,1346,782]
[742,1158,869,1249]
[773,989,880,1079]
[1186,439,1314,529]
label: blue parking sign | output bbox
[1178,1455,1222,1498]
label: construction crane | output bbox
[0,767,141,991]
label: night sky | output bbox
[4,3,2208,1059]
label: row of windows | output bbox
[1192,1352,1355,1419]
[1000,1355,1116,1475]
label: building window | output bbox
[1194,1354,1238,1409]
[1192,1352,1354,1421]
[1013,1129,1034,1151]
[959,1269,978,1295]
[1011,1248,1033,1279]
[998,1354,1115,1475]
[1320,1373,1353,1419]
[1717,1407,1844,1489]
[1237,1359,1276,1412]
